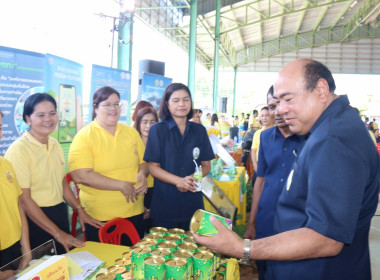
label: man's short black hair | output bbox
[304,60,336,92]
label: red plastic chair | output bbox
[98,217,141,245]
[65,173,86,241]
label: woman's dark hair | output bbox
[159,83,193,121]
[23,93,57,122]
[211,113,219,126]
[92,86,120,120]
[133,107,158,135]
[0,110,3,117]
[132,100,153,121]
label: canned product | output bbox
[178,242,198,253]
[145,232,165,244]
[163,234,182,245]
[131,245,151,280]
[193,251,214,280]
[197,246,211,252]
[168,228,186,238]
[165,257,188,280]
[138,238,158,250]
[144,256,166,280]
[157,241,177,252]
[121,271,132,279]
[96,272,115,280]
[173,250,194,280]
[183,237,195,244]
[151,248,172,261]
[150,227,168,235]
[115,258,131,270]
[108,265,127,280]
[190,210,232,236]
[122,250,131,259]
[184,231,192,237]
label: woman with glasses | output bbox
[68,86,148,243]
[5,94,102,254]
[143,83,214,230]
[133,106,158,233]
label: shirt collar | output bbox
[309,94,349,135]
[23,130,55,148]
[93,119,121,134]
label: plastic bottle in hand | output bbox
[194,165,203,192]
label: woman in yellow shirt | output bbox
[5,94,102,254]
[0,110,30,278]
[133,106,158,233]
[69,86,148,244]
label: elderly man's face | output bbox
[273,60,326,135]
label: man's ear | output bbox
[316,78,330,102]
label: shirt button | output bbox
[282,164,285,167]
[283,147,287,151]
[280,179,284,182]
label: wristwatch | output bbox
[241,239,251,263]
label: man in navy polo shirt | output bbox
[194,59,380,280]
[244,85,302,280]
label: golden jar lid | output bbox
[197,246,211,252]
[145,233,164,240]
[178,242,197,251]
[163,235,181,242]
[138,239,158,247]
[190,210,203,232]
[184,231,192,237]
[165,257,187,267]
[144,256,166,265]
[121,271,132,279]
[173,249,193,259]
[131,245,151,254]
[96,273,115,280]
[168,228,185,235]
[150,227,168,234]
[151,248,171,257]
[183,237,195,243]
[157,241,176,249]
[115,258,128,266]
[108,265,127,274]
[193,251,214,260]
[122,251,131,258]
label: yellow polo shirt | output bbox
[0,157,22,250]
[252,127,265,161]
[5,131,64,207]
[251,117,261,130]
[68,120,145,221]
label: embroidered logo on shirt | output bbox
[6,169,14,183]
[286,169,294,191]
[133,146,138,157]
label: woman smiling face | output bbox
[167,89,192,119]
[94,93,121,129]
[25,100,58,143]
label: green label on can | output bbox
[131,246,151,280]
[193,251,214,280]
[190,210,232,236]
[165,258,188,280]
[144,256,165,280]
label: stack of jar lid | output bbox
[96,226,229,280]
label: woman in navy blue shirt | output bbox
[143,83,214,230]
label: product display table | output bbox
[204,166,247,225]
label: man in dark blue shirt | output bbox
[194,59,380,280]
[244,85,302,280]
